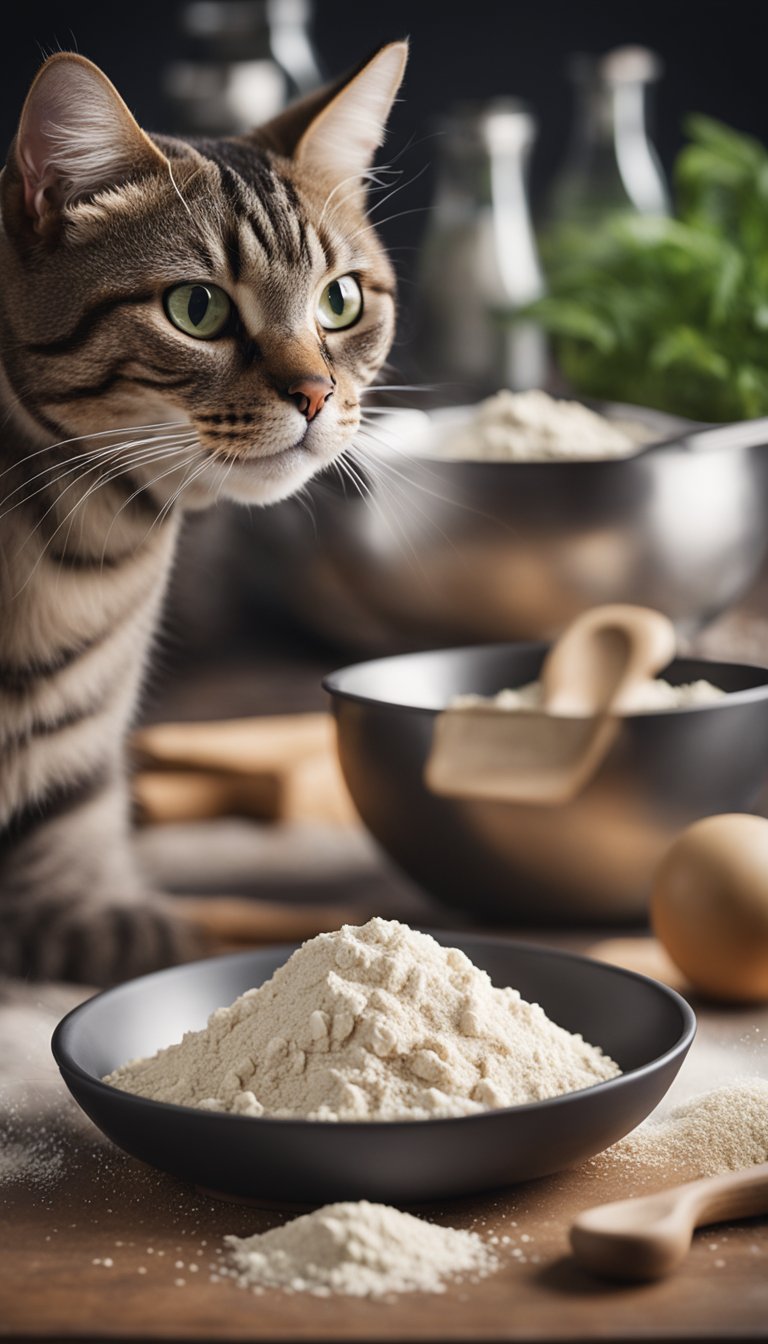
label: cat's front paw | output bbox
[0,896,203,986]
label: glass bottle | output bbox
[164,0,322,135]
[413,100,547,400]
[546,45,669,230]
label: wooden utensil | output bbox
[540,604,676,717]
[173,895,363,950]
[131,713,355,825]
[426,605,676,806]
[571,1163,768,1280]
[586,936,689,992]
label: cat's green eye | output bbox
[164,283,232,339]
[317,275,362,331]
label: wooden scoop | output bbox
[425,605,676,806]
[571,1163,768,1281]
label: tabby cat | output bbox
[0,42,407,983]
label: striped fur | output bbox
[0,46,406,983]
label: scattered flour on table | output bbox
[598,1079,768,1181]
[0,1131,66,1189]
[453,677,726,715]
[223,1201,497,1298]
[103,918,620,1120]
[0,981,101,1191]
[437,389,654,462]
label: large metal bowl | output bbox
[240,404,768,653]
[324,644,768,924]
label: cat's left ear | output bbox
[259,41,408,184]
[11,53,168,233]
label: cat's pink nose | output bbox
[286,375,335,422]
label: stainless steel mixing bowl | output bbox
[324,644,768,923]
[240,405,768,653]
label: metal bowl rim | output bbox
[322,646,768,717]
[378,400,724,469]
[52,935,696,1134]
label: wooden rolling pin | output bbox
[571,1163,768,1280]
[131,713,355,826]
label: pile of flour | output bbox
[224,1201,497,1297]
[438,389,653,462]
[452,677,725,715]
[604,1079,768,1181]
[104,918,620,1121]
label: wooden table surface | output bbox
[1,936,766,1344]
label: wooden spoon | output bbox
[540,604,676,717]
[571,1163,768,1281]
[425,604,676,806]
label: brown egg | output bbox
[651,814,768,1002]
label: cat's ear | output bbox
[12,53,167,231]
[259,41,408,184]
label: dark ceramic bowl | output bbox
[52,936,695,1204]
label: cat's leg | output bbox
[0,772,202,985]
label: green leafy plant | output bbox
[531,116,768,421]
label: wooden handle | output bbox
[571,1162,768,1281]
[425,605,677,809]
[131,714,355,826]
[686,1162,768,1228]
[541,604,676,717]
[174,895,362,949]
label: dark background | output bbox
[1,0,765,287]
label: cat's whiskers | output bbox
[354,422,454,500]
[318,162,401,225]
[25,438,198,572]
[102,445,204,556]
[360,163,429,224]
[98,435,201,563]
[318,165,404,234]
[295,484,319,536]
[0,430,198,526]
[323,127,441,237]
[357,406,430,415]
[334,448,420,565]
[47,439,199,583]
[0,418,191,487]
[334,448,431,579]
[51,442,199,588]
[212,451,238,507]
[0,430,196,518]
[346,446,450,578]
[360,384,435,396]
[165,161,196,223]
[318,148,419,227]
[13,439,198,598]
[323,161,427,245]
[14,437,197,557]
[142,454,212,544]
[347,205,428,247]
[355,420,466,503]
[354,421,507,538]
